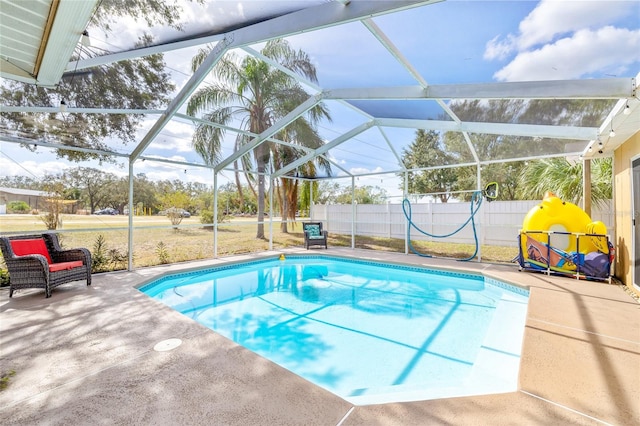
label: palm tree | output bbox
[518,157,612,207]
[187,39,331,238]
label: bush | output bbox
[0,268,9,287]
[200,209,214,228]
[91,235,109,273]
[91,234,130,272]
[7,201,30,213]
[200,209,229,228]
[156,241,170,264]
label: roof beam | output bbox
[376,118,598,140]
[67,1,437,73]
[0,134,213,169]
[131,37,231,161]
[0,134,128,158]
[323,78,635,100]
[377,127,406,171]
[362,19,428,88]
[65,35,226,74]
[0,106,164,114]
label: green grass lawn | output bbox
[0,213,519,271]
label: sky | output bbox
[1,0,639,198]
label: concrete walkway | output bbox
[1,248,638,425]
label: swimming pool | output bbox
[139,255,529,405]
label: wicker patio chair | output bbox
[303,222,328,249]
[0,233,92,298]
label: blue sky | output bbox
[1,0,639,198]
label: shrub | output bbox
[165,207,185,227]
[0,268,9,287]
[200,209,229,229]
[156,241,170,264]
[91,235,109,273]
[200,209,214,228]
[107,248,128,270]
[7,201,30,213]
[91,234,130,272]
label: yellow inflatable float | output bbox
[518,192,612,280]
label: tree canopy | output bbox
[187,39,331,238]
[400,99,614,203]
[0,1,182,162]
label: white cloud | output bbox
[516,0,632,49]
[485,0,638,81]
[146,120,195,153]
[349,166,384,175]
[0,157,70,178]
[484,34,517,61]
[494,26,640,81]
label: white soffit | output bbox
[0,0,98,87]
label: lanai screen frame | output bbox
[1,0,638,270]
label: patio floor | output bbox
[1,248,638,425]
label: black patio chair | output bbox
[0,233,92,298]
[303,222,328,249]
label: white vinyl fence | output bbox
[312,200,614,248]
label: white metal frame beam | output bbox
[272,121,375,179]
[67,1,437,73]
[377,118,598,140]
[131,37,232,160]
[214,95,321,172]
[323,79,635,100]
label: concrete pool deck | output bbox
[1,248,638,425]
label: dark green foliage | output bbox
[518,157,612,205]
[7,201,30,213]
[401,129,458,202]
[93,0,196,31]
[0,268,9,287]
[0,37,174,163]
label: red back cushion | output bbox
[10,239,53,264]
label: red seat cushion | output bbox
[10,239,53,263]
[49,261,84,272]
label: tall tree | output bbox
[0,35,174,163]
[335,185,388,205]
[62,167,118,213]
[400,129,458,202]
[440,98,614,200]
[187,39,331,239]
[315,181,342,205]
[0,1,186,162]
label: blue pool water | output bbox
[139,255,529,405]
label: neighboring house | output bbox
[0,187,49,213]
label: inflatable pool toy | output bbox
[518,192,612,280]
[279,254,286,261]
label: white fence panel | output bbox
[312,199,613,248]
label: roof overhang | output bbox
[0,0,98,87]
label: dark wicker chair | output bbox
[303,222,328,249]
[0,233,92,298]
